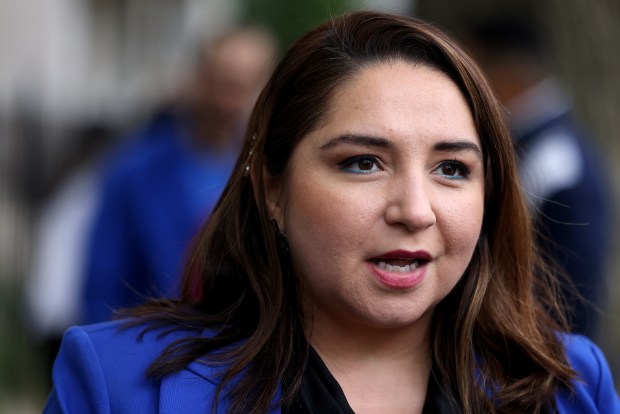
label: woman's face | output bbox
[266,61,485,333]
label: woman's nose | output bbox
[384,176,436,231]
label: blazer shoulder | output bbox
[563,334,611,385]
[44,319,201,413]
[556,334,620,413]
[77,318,194,358]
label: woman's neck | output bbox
[308,310,433,414]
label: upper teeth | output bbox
[377,261,419,272]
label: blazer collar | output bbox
[158,329,282,413]
[159,361,226,413]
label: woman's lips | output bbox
[368,250,431,289]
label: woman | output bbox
[44,11,618,414]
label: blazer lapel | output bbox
[158,337,283,413]
[159,361,225,413]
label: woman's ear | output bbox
[252,163,285,228]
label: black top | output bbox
[284,347,462,413]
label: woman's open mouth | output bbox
[368,250,431,289]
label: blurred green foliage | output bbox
[0,278,49,411]
[240,0,357,53]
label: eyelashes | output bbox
[338,155,382,174]
[337,155,471,180]
[433,160,471,180]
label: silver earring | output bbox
[243,133,257,177]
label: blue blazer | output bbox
[43,320,620,413]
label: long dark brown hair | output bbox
[126,10,575,414]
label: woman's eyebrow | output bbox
[434,140,483,159]
[319,134,393,150]
[319,135,482,159]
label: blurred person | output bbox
[81,26,277,324]
[25,124,115,375]
[464,14,613,338]
[44,11,618,413]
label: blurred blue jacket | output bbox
[510,78,613,337]
[82,111,238,324]
[43,320,620,413]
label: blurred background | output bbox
[0,0,618,412]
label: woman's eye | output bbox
[435,160,470,179]
[338,155,381,174]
